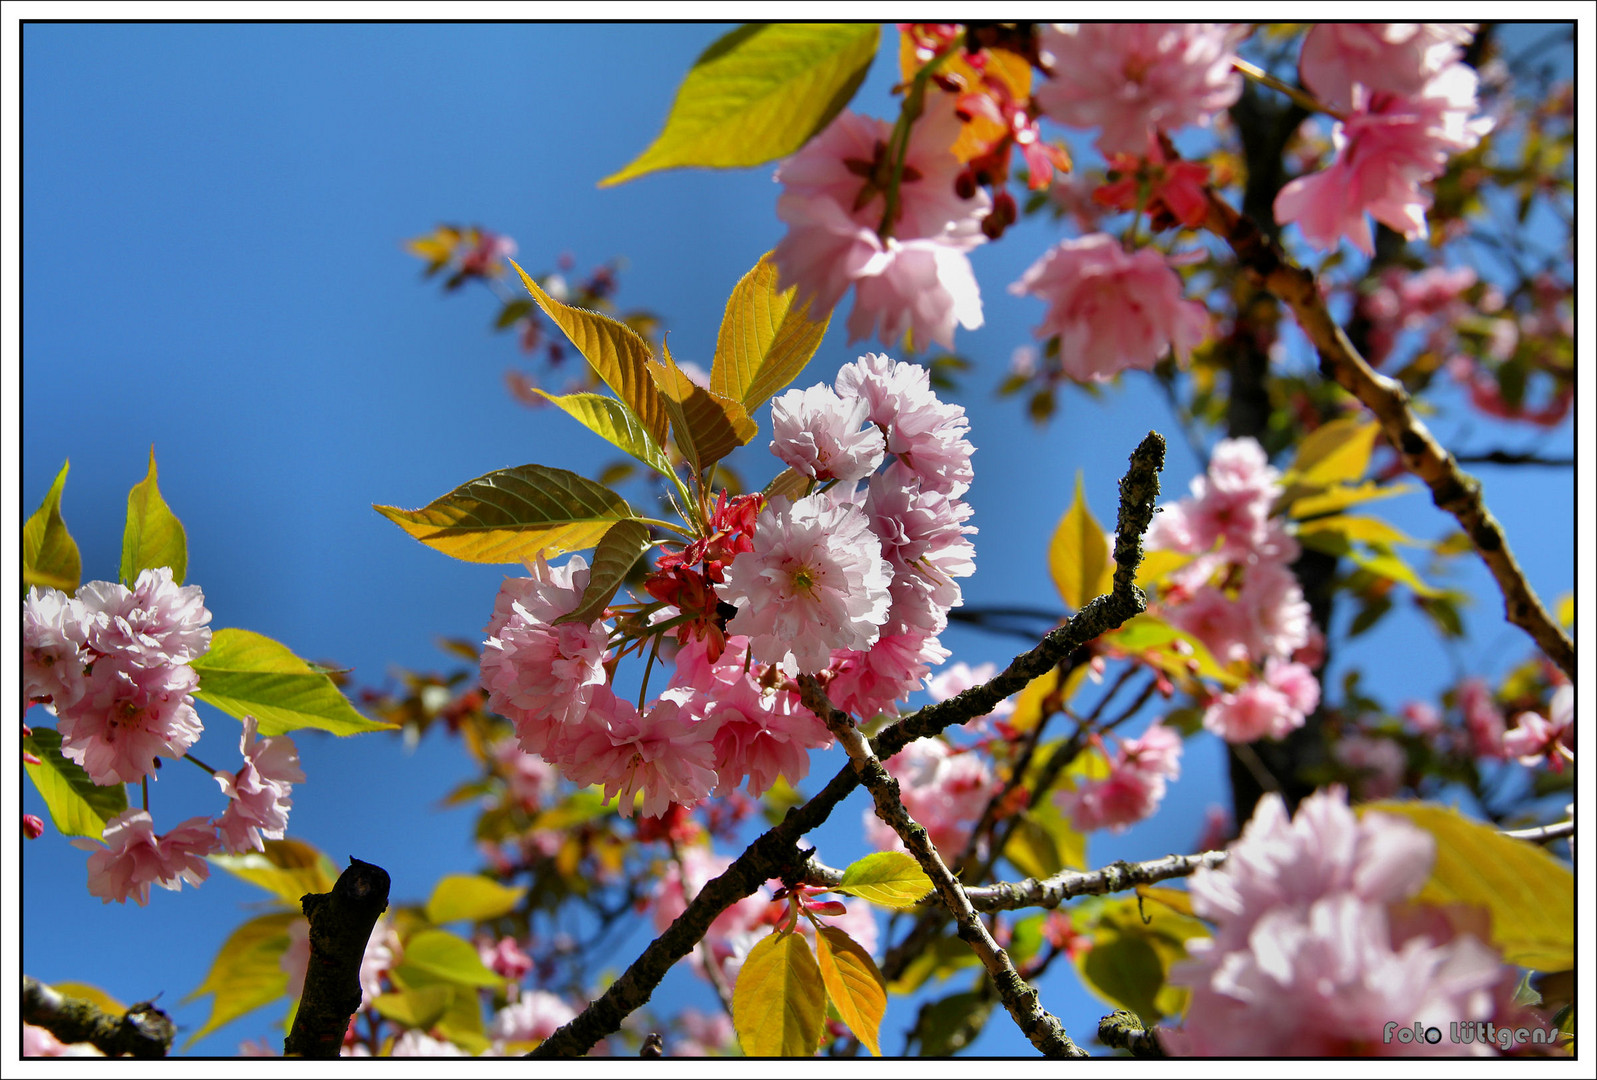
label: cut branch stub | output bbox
[283,857,391,1058]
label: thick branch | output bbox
[283,857,391,1058]
[1099,1009,1166,1057]
[802,675,1087,1058]
[21,975,175,1058]
[1201,191,1574,681]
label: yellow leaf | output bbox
[1048,472,1114,611]
[1294,513,1426,548]
[424,874,528,925]
[1556,593,1573,629]
[1135,546,1198,590]
[210,837,340,904]
[1104,613,1241,688]
[182,910,299,1046]
[815,927,886,1056]
[733,930,827,1056]
[1286,479,1410,519]
[897,30,1032,165]
[1363,802,1574,971]
[650,343,759,475]
[23,460,81,593]
[711,251,831,414]
[834,850,934,909]
[511,260,669,447]
[1004,665,1089,733]
[51,982,126,1017]
[1287,415,1379,488]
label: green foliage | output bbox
[732,929,827,1056]
[652,343,759,475]
[601,24,879,185]
[555,518,654,627]
[833,850,934,909]
[120,447,188,586]
[906,988,993,1056]
[182,910,299,1046]
[22,728,128,838]
[392,928,507,990]
[523,389,675,478]
[23,459,81,593]
[710,250,831,414]
[1048,472,1114,611]
[193,627,393,736]
[424,874,527,925]
[1074,894,1209,1024]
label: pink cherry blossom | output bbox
[560,689,719,819]
[844,235,985,351]
[768,383,885,481]
[78,567,212,668]
[23,1025,103,1057]
[1057,722,1183,833]
[835,353,974,496]
[22,586,89,710]
[1458,677,1507,760]
[1202,668,1314,745]
[718,492,892,674]
[926,661,1013,725]
[56,658,204,785]
[826,630,950,722]
[1299,24,1476,111]
[865,462,977,617]
[78,809,216,905]
[478,934,535,984]
[1335,733,1408,800]
[1035,24,1245,156]
[1502,684,1573,769]
[1010,233,1210,383]
[213,715,306,854]
[489,990,578,1045]
[865,737,994,859]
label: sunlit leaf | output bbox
[1286,479,1410,519]
[23,460,81,593]
[181,910,299,1046]
[711,250,830,413]
[51,983,126,1016]
[732,929,826,1057]
[555,518,653,627]
[1135,546,1198,590]
[1075,895,1208,1023]
[1295,513,1426,549]
[120,447,188,586]
[1105,613,1240,687]
[651,345,759,474]
[193,628,393,736]
[1002,797,1087,879]
[887,932,981,996]
[424,874,528,925]
[22,728,126,839]
[1364,801,1574,970]
[511,261,669,446]
[1286,415,1379,488]
[524,389,674,478]
[372,985,452,1031]
[908,988,993,1056]
[392,929,507,990]
[763,466,812,503]
[834,850,934,909]
[1048,472,1114,611]
[210,838,340,904]
[815,927,886,1056]
[374,463,636,566]
[601,23,879,185]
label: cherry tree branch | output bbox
[21,975,176,1058]
[800,673,1088,1058]
[1098,1008,1166,1057]
[1200,191,1574,681]
[529,432,1166,1058]
[283,857,391,1058]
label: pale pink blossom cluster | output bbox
[1276,24,1492,254]
[1034,24,1246,156]
[24,569,211,786]
[212,715,306,853]
[772,99,988,350]
[1010,234,1210,383]
[1056,721,1183,834]
[74,808,215,906]
[1144,438,1319,744]
[864,737,996,858]
[1503,684,1573,770]
[1167,787,1534,1056]
[488,990,578,1046]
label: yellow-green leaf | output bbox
[651,345,759,475]
[1105,613,1241,688]
[22,728,128,839]
[1135,546,1198,590]
[181,910,300,1046]
[1048,472,1114,611]
[424,874,528,925]
[711,250,831,413]
[372,985,452,1032]
[51,983,126,1016]
[1555,592,1572,629]
[600,23,879,186]
[1295,513,1426,549]
[392,929,506,990]
[23,460,81,593]
[192,627,393,736]
[374,463,636,566]
[1287,415,1379,488]
[1343,545,1443,598]
[1364,801,1574,970]
[887,932,982,996]
[1007,665,1087,734]
[1002,796,1088,879]
[1075,895,1209,1023]
[555,518,653,627]
[763,466,812,503]
[814,926,886,1056]
[732,929,826,1057]
[210,837,340,904]
[1286,478,1410,519]
[512,261,668,447]
[834,850,934,909]
[121,447,188,586]
[524,388,674,478]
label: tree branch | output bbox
[1098,1008,1166,1057]
[1200,190,1574,681]
[21,975,175,1058]
[800,674,1088,1058]
[283,857,391,1058]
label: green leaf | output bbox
[908,989,993,1056]
[121,447,188,586]
[372,985,453,1031]
[1286,415,1379,488]
[431,984,492,1056]
[814,927,886,1056]
[424,874,528,925]
[374,463,637,566]
[600,23,879,186]
[834,850,934,909]
[181,910,299,1046]
[711,250,831,413]
[1002,798,1087,879]
[555,518,653,627]
[23,460,81,593]
[1364,801,1574,970]
[1048,472,1114,611]
[392,928,506,990]
[192,627,393,736]
[733,929,826,1057]
[1075,895,1209,1023]
[22,728,127,838]
[495,298,534,329]
[651,344,759,475]
[210,838,340,904]
[1105,613,1241,688]
[763,466,812,503]
[1305,537,1442,598]
[524,389,674,478]
[511,261,668,447]
[887,932,982,996]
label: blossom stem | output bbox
[879,36,963,240]
[182,752,220,776]
[1230,56,1343,121]
[636,517,695,540]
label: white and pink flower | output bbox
[77,809,216,906]
[1057,722,1183,833]
[213,714,305,854]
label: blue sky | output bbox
[13,21,1579,1057]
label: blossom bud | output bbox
[23,814,45,840]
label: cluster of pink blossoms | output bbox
[1144,438,1320,744]
[1166,787,1539,1055]
[1056,721,1183,834]
[1275,23,1492,255]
